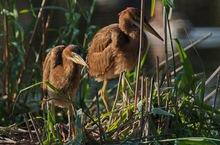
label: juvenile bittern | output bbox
[43,44,87,140]
[86,7,163,112]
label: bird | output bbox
[86,7,163,112]
[42,44,87,140]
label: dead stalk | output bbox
[208,72,220,133]
[17,0,46,88]
[205,66,220,85]
[28,112,43,145]
[109,73,123,126]
[163,7,170,110]
[134,0,145,112]
[4,14,10,97]
[23,114,34,142]
[159,33,212,67]
[204,66,220,102]
[145,77,149,112]
[139,76,145,139]
[156,56,161,107]
[163,7,170,138]
[145,77,154,138]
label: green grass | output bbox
[0,0,220,144]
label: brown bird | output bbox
[43,44,87,140]
[86,7,163,112]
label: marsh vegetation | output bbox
[0,0,220,144]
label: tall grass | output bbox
[0,0,220,144]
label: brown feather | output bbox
[86,8,148,81]
[42,44,85,139]
[43,45,65,96]
[43,45,82,108]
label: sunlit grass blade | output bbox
[174,39,194,81]
[162,0,175,8]
[43,109,59,144]
[45,81,73,105]
[151,107,174,116]
[174,38,197,94]
[171,72,183,100]
[177,137,220,145]
[150,0,156,17]
[143,137,220,144]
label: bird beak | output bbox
[132,18,163,41]
[70,52,88,67]
[143,20,163,41]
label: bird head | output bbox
[65,45,88,67]
[119,7,163,41]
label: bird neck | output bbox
[119,19,139,35]
[62,56,75,73]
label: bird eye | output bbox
[75,49,80,54]
[71,46,80,54]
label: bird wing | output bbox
[42,45,65,96]
[86,24,129,77]
[49,45,65,68]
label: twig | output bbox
[145,77,154,138]
[121,72,128,118]
[204,66,220,102]
[4,13,9,97]
[24,0,53,103]
[156,56,160,107]
[205,66,220,85]
[208,72,220,133]
[109,73,123,126]
[156,56,162,129]
[40,5,53,63]
[204,90,217,102]
[170,65,183,76]
[113,111,122,141]
[145,77,149,112]
[163,7,170,139]
[144,77,149,138]
[148,77,154,115]
[159,32,212,67]
[140,76,145,139]
[163,6,170,91]
[212,73,220,113]
[29,112,43,145]
[29,0,46,45]
[0,138,16,144]
[17,0,46,88]
[134,0,145,112]
[23,114,34,142]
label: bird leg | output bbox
[67,105,75,140]
[100,80,111,112]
